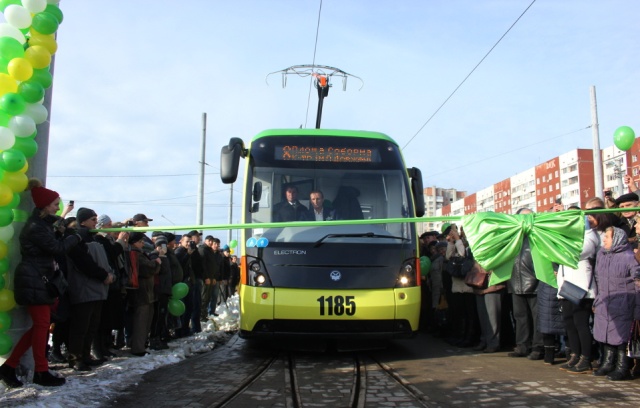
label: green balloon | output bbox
[0,310,11,331]
[613,126,636,151]
[0,275,4,291]
[7,193,19,209]
[31,12,60,35]
[420,256,431,277]
[12,209,28,222]
[0,0,20,13]
[18,81,45,104]
[45,4,64,24]
[171,282,189,300]
[0,111,10,127]
[0,37,25,61]
[12,135,38,158]
[0,93,26,116]
[168,299,186,316]
[0,207,13,227]
[0,332,12,355]
[31,68,53,89]
[0,259,8,274]
[0,149,26,172]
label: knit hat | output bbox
[28,178,59,209]
[154,235,168,247]
[165,233,176,243]
[96,214,112,228]
[129,232,146,245]
[76,207,97,224]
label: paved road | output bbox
[111,333,640,407]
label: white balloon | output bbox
[9,115,37,137]
[24,103,48,124]
[4,5,32,29]
[0,127,16,150]
[47,0,61,5]
[0,23,26,44]
[22,0,47,14]
[0,225,15,242]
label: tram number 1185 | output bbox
[317,295,356,316]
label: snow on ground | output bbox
[0,295,240,407]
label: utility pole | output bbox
[196,113,206,229]
[590,86,604,199]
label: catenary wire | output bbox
[304,0,323,128]
[402,0,537,150]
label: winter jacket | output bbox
[593,227,640,345]
[66,227,112,305]
[129,247,161,307]
[447,239,473,294]
[94,233,127,292]
[175,246,195,285]
[13,210,81,306]
[537,281,564,335]
[155,256,173,296]
[557,228,599,300]
[508,237,539,295]
[166,249,184,285]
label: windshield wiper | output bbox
[313,232,409,247]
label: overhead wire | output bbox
[402,0,537,150]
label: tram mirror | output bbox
[220,138,245,184]
[408,167,425,217]
[250,202,260,213]
[253,181,262,202]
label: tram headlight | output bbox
[396,261,418,287]
[254,273,266,285]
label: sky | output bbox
[0,297,239,407]
[5,0,640,239]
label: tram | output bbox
[220,128,425,339]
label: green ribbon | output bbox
[462,211,585,288]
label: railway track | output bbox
[216,351,431,408]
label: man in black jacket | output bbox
[273,184,309,222]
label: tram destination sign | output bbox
[275,145,381,162]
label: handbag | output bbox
[464,263,489,289]
[558,265,592,306]
[628,320,640,358]
[446,247,474,278]
[42,268,68,298]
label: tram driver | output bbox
[272,184,309,222]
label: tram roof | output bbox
[251,129,398,144]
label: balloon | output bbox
[0,0,21,12]
[0,92,25,115]
[171,282,189,300]
[0,126,16,150]
[3,5,32,29]
[30,67,52,88]
[0,37,24,60]
[0,259,7,274]
[0,184,12,207]
[420,256,431,277]
[12,208,28,222]
[0,288,15,311]
[0,73,18,95]
[168,299,185,316]
[24,45,51,69]
[0,310,11,331]
[0,240,6,259]
[12,136,38,157]
[6,192,19,209]
[3,171,27,192]
[613,126,636,151]
[7,58,32,82]
[0,274,4,290]
[0,149,26,172]
[8,114,36,137]
[22,0,47,13]
[24,102,48,124]
[229,239,238,248]
[0,23,26,44]
[18,80,45,103]
[31,12,59,35]
[27,32,57,54]
[0,207,13,226]
[0,332,12,355]
[0,111,10,126]
[45,4,63,24]
[0,224,14,242]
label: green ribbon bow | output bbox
[462,211,585,288]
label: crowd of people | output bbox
[420,187,640,382]
[0,179,239,388]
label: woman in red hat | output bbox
[0,179,81,388]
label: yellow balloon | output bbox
[3,171,27,192]
[18,161,28,173]
[7,58,33,82]
[24,45,51,69]
[0,73,18,96]
[28,32,58,55]
[0,240,7,260]
[0,183,13,206]
[0,289,16,312]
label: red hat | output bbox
[31,186,59,209]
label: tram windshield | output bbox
[245,135,414,244]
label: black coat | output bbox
[508,237,539,295]
[273,200,309,222]
[14,210,81,306]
